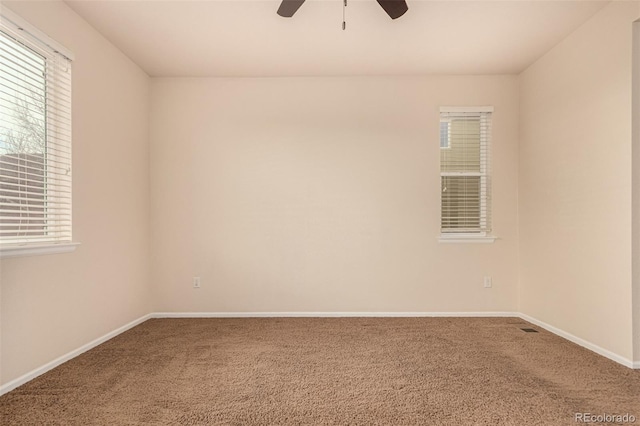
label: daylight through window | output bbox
[439,107,492,235]
[0,15,72,246]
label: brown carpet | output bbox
[1,317,639,425]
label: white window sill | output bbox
[0,242,80,259]
[438,234,496,244]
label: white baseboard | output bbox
[152,311,519,318]
[0,314,151,397]
[518,313,636,369]
[153,311,521,318]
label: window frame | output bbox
[0,8,77,258]
[438,106,495,244]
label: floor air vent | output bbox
[521,328,539,333]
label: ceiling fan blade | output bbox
[376,0,408,19]
[277,0,306,17]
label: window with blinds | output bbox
[440,107,492,235]
[0,13,72,246]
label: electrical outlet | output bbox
[483,276,492,288]
[193,277,201,288]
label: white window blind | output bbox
[440,107,492,234]
[0,12,73,246]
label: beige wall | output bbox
[150,76,519,313]
[519,1,640,362]
[0,1,151,385]
[633,19,640,364]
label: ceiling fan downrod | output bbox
[343,0,347,31]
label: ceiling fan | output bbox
[277,0,409,20]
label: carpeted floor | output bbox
[1,317,639,425]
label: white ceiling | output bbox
[64,0,608,77]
